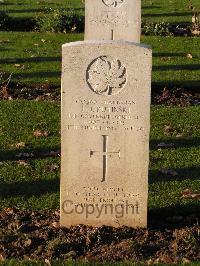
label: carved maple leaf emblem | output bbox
[103,0,125,7]
[87,56,127,96]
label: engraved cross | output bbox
[90,135,120,182]
[111,29,114,40]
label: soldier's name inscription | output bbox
[65,98,145,132]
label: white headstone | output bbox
[85,0,141,42]
[61,41,152,227]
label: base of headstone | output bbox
[61,41,152,228]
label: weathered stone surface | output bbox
[61,41,152,228]
[85,0,141,42]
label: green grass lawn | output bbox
[0,1,200,264]
[1,0,199,24]
[0,101,199,215]
[0,0,83,19]
[0,31,199,89]
[0,0,198,210]
[142,0,200,23]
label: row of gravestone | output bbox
[61,0,152,228]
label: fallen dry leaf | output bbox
[44,150,61,157]
[0,254,5,262]
[16,160,29,166]
[71,25,77,32]
[176,133,183,138]
[46,164,59,171]
[147,259,154,265]
[156,142,175,149]
[51,221,60,228]
[24,239,32,247]
[11,142,26,148]
[4,208,14,214]
[16,152,34,159]
[0,39,10,44]
[45,259,51,266]
[159,168,178,177]
[0,86,10,100]
[33,130,49,137]
[192,29,200,36]
[182,258,191,265]
[54,210,60,216]
[164,124,173,135]
[186,53,193,59]
[180,189,200,199]
[14,64,21,68]
[14,64,25,69]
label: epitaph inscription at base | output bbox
[61,41,152,228]
[85,0,141,42]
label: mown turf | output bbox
[150,106,200,215]
[0,101,199,215]
[142,0,200,23]
[0,101,60,210]
[1,0,199,24]
[0,31,199,89]
[0,2,199,265]
[0,31,80,86]
[0,0,83,19]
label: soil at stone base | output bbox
[0,208,200,264]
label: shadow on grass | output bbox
[142,5,160,9]
[153,64,200,71]
[143,12,191,17]
[6,7,84,14]
[149,137,200,183]
[152,81,200,91]
[0,178,59,198]
[0,48,14,52]
[0,57,61,64]
[7,17,36,31]
[149,204,200,229]
[153,52,191,57]
[150,137,200,150]
[14,71,61,79]
[6,8,48,13]
[149,167,200,184]
[0,146,60,162]
[0,2,15,5]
